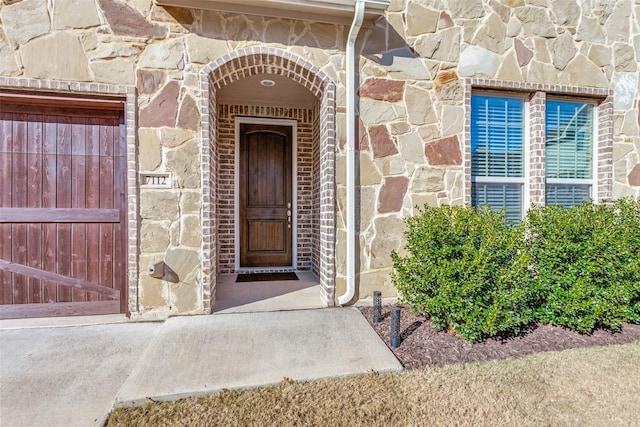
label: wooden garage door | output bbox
[0,95,127,319]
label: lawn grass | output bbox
[107,341,640,427]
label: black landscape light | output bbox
[390,307,401,348]
[373,291,381,323]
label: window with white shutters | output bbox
[470,94,598,219]
[471,94,526,223]
[545,100,595,207]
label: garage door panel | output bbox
[57,222,72,303]
[0,114,11,305]
[43,120,57,208]
[0,100,126,318]
[71,116,86,156]
[0,225,122,305]
[87,117,101,156]
[103,117,116,156]
[12,115,28,208]
[71,134,87,209]
[42,224,57,303]
[115,117,126,157]
[100,224,114,296]
[86,223,100,302]
[0,224,124,306]
[54,115,73,303]
[100,158,115,208]
[27,116,43,205]
[0,110,11,149]
[12,224,27,304]
[0,300,120,319]
[27,222,43,304]
[113,223,125,310]
[26,116,43,305]
[71,223,87,302]
[0,224,11,305]
[71,118,87,303]
[1,110,10,304]
[87,119,101,212]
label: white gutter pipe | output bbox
[338,0,366,306]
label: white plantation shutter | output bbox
[472,183,523,223]
[546,184,591,207]
[471,94,525,221]
[545,101,594,206]
[471,95,524,178]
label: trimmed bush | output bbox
[392,198,640,342]
[391,205,537,342]
[614,198,640,322]
[525,202,638,332]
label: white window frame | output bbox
[470,91,531,218]
[544,96,599,204]
[465,80,613,213]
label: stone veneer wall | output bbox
[1,0,639,312]
[216,104,318,274]
[334,0,640,300]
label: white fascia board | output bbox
[153,0,390,26]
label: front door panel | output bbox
[240,123,292,267]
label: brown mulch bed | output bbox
[359,305,640,370]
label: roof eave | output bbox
[153,0,389,26]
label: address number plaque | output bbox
[140,172,172,188]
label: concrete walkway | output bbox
[0,308,402,427]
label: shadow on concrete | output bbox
[214,271,324,313]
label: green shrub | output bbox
[392,199,640,342]
[522,200,640,332]
[391,205,537,342]
[612,198,640,322]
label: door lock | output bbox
[287,209,291,228]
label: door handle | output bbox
[287,209,291,228]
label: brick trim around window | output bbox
[463,78,613,212]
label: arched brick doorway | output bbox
[200,47,337,312]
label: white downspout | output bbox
[338,0,366,306]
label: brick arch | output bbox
[199,47,337,313]
[202,47,333,96]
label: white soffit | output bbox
[153,0,390,26]
[217,74,317,108]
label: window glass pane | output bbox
[546,183,591,207]
[471,95,524,178]
[472,183,523,223]
[546,101,593,179]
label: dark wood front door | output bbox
[0,97,127,319]
[239,123,292,267]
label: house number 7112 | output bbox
[146,175,167,186]
[141,173,171,188]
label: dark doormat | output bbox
[236,272,299,283]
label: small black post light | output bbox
[373,291,382,323]
[390,307,401,348]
